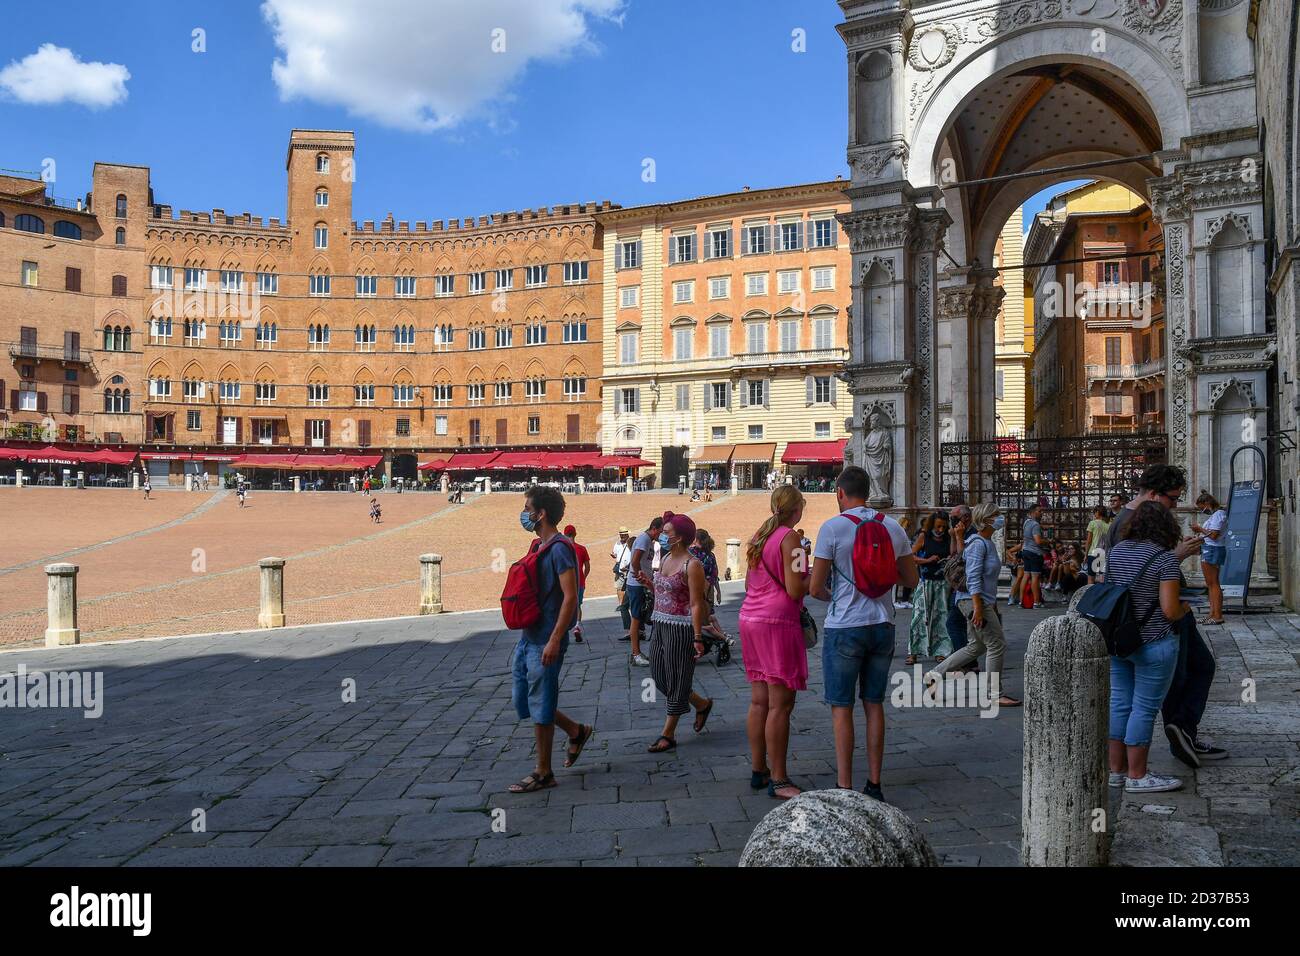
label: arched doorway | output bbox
[838,2,1270,514]
[391,453,418,482]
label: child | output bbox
[1191,491,1228,625]
[369,497,382,523]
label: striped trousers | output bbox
[650,619,697,717]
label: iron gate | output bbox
[938,433,1168,548]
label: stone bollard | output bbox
[77,470,85,489]
[44,563,81,647]
[726,538,741,581]
[132,472,140,490]
[625,477,633,494]
[257,557,286,628]
[293,476,301,493]
[16,468,23,487]
[578,477,585,495]
[484,478,492,495]
[740,789,938,867]
[419,553,444,615]
[1021,599,1110,866]
[730,475,739,496]
[185,474,193,491]
[440,474,449,494]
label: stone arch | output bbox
[1207,215,1252,337]
[909,28,1190,192]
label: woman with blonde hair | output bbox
[738,485,809,799]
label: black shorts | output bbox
[1022,551,1045,574]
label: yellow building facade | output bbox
[595,183,852,489]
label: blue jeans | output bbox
[945,591,968,652]
[822,623,896,705]
[511,636,567,725]
[1109,633,1179,746]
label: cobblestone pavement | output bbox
[1111,613,1300,867]
[0,488,843,646]
[0,589,1053,867]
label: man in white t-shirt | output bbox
[809,466,918,802]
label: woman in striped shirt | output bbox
[1106,501,1191,794]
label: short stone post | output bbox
[730,475,739,496]
[625,477,633,494]
[15,468,23,487]
[578,477,585,494]
[44,563,81,647]
[185,473,193,491]
[257,557,286,629]
[419,553,444,615]
[77,470,85,489]
[726,538,741,581]
[484,477,492,495]
[132,472,140,490]
[292,476,301,493]
[1022,599,1109,866]
[440,474,449,494]
[741,790,938,867]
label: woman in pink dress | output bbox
[739,485,809,799]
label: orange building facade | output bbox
[2,130,610,482]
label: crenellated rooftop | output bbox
[350,200,617,235]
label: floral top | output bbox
[689,545,718,586]
[653,555,695,625]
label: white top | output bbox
[612,541,633,571]
[1203,508,1227,543]
[814,507,913,629]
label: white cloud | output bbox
[261,0,623,132]
[0,44,129,108]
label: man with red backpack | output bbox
[809,466,918,802]
[503,486,594,794]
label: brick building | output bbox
[3,130,610,482]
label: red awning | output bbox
[445,451,501,470]
[491,451,547,470]
[233,453,300,468]
[0,444,139,466]
[342,454,383,469]
[418,458,449,472]
[781,439,848,465]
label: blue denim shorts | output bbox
[822,623,896,706]
[511,635,567,725]
[1201,544,1226,567]
[627,586,652,623]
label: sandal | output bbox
[998,695,1022,707]
[647,735,676,753]
[905,654,918,666]
[934,655,946,664]
[1200,618,1225,626]
[693,698,714,733]
[768,778,801,800]
[563,724,594,768]
[508,771,556,794]
[750,767,772,790]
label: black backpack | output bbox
[1074,549,1165,658]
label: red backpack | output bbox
[839,511,899,598]
[501,536,573,630]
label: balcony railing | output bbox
[7,342,96,365]
[1084,359,1166,384]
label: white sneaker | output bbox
[1124,772,1183,794]
[1108,771,1127,788]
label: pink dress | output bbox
[739,528,808,690]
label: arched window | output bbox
[115,194,127,218]
[315,189,329,208]
[0,211,5,228]
[115,227,125,245]
[53,220,82,240]
[316,153,330,173]
[122,389,131,412]
[14,213,44,233]
[314,223,328,249]
[122,326,132,351]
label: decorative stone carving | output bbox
[1209,377,1257,407]
[907,23,960,71]
[864,406,895,506]
[860,255,897,281]
[839,207,917,252]
[1205,210,1254,243]
[848,143,910,181]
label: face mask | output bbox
[992,516,1006,530]
[658,533,670,548]
[520,510,537,533]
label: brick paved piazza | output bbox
[0,486,845,646]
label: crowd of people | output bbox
[500,463,1231,802]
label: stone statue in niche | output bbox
[863,408,894,507]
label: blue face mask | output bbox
[658,533,670,548]
[992,516,1006,530]
[520,510,537,533]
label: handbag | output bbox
[759,546,818,649]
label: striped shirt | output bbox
[1106,540,1182,644]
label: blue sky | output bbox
[0,0,853,221]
